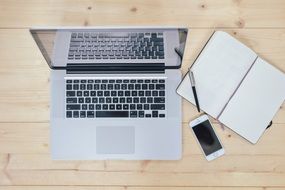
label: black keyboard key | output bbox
[102,80,108,83]
[159,91,165,96]
[74,80,79,83]
[118,91,124,96]
[137,104,142,110]
[103,104,108,110]
[123,79,129,83]
[152,79,158,83]
[96,104,101,110]
[96,111,128,117]
[99,97,105,103]
[104,91,110,96]
[156,84,165,90]
[135,84,141,90]
[82,104,87,110]
[66,84,72,90]
[88,80,94,83]
[147,97,153,103]
[149,84,154,90]
[154,97,165,103]
[89,104,94,110]
[145,91,151,96]
[140,97,146,103]
[139,111,144,118]
[77,91,82,96]
[92,98,98,103]
[142,84,147,90]
[87,111,95,118]
[80,84,86,90]
[73,111,79,118]
[116,104,122,110]
[66,80,72,83]
[66,98,77,103]
[66,91,76,97]
[73,84,79,90]
[79,98,84,103]
[66,104,80,110]
[128,84,134,90]
[81,80,87,83]
[130,104,136,110]
[144,104,150,110]
[109,104,115,110]
[138,91,144,96]
[119,97,125,103]
[131,91,137,96]
[85,97,91,103]
[90,91,96,96]
[111,91,117,96]
[159,79,165,83]
[66,111,72,118]
[87,84,92,90]
[106,97,111,103]
[125,91,130,96]
[97,91,103,96]
[80,111,86,118]
[159,114,165,118]
[123,104,129,110]
[151,104,165,110]
[84,91,89,96]
[133,97,139,103]
[152,111,158,117]
[130,111,137,118]
[113,97,118,103]
[145,114,151,118]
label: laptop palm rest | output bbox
[96,126,135,154]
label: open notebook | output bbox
[177,31,285,144]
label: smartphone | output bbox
[189,114,224,161]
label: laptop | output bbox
[30,27,188,160]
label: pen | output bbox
[188,69,200,112]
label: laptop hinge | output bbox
[66,63,165,74]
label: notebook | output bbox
[177,31,285,144]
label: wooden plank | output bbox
[0,0,285,28]
[1,170,285,186]
[0,186,273,190]
[0,186,272,190]
[0,153,284,173]
[0,123,284,155]
[0,29,284,123]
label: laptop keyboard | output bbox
[68,32,165,60]
[65,78,166,118]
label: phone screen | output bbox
[193,120,222,156]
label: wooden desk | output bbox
[0,0,285,189]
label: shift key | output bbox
[66,104,80,110]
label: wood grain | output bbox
[0,0,285,189]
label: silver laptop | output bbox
[30,27,188,160]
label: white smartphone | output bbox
[189,114,225,161]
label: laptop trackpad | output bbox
[96,126,135,154]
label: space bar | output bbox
[96,111,129,118]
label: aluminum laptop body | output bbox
[30,27,188,160]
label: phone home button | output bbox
[213,152,219,157]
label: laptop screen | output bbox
[30,27,188,69]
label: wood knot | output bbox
[87,6,92,10]
[236,18,245,28]
[84,20,89,26]
[228,134,231,138]
[233,31,237,35]
[130,7,137,12]
[200,4,206,9]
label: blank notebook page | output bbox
[177,31,257,118]
[219,58,285,143]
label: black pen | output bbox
[189,69,200,112]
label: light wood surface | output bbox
[0,0,285,189]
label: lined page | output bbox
[177,31,256,118]
[219,58,285,144]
